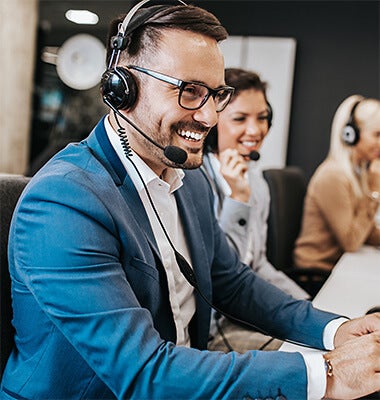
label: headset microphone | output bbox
[249,150,260,161]
[241,150,260,161]
[104,98,188,164]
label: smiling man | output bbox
[1,2,380,400]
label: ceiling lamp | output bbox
[65,9,99,25]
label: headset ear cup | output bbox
[266,101,273,129]
[100,67,138,110]
[341,122,360,146]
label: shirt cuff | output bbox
[323,317,349,350]
[219,197,251,227]
[303,317,349,400]
[302,352,326,400]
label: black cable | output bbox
[114,113,133,157]
[258,337,275,351]
[113,113,323,352]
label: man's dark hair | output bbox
[106,4,228,66]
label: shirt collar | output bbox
[104,115,184,194]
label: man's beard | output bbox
[150,121,209,169]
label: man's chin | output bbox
[178,152,203,170]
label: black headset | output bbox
[100,0,187,111]
[266,100,273,129]
[341,99,362,146]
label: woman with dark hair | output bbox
[204,68,309,352]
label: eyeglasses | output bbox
[128,65,234,112]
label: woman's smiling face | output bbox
[216,88,271,158]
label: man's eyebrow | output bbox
[183,78,227,88]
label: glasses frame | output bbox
[128,65,234,112]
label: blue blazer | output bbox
[1,118,339,400]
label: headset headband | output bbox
[108,0,187,68]
[102,0,189,110]
[348,100,361,125]
[119,0,187,36]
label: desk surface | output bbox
[313,245,380,318]
[281,245,380,353]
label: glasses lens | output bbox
[179,83,233,111]
[214,89,233,112]
[179,83,209,110]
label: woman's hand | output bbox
[219,148,251,203]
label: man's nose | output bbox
[193,97,218,128]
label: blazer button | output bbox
[275,388,287,400]
[238,218,247,226]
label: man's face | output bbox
[123,29,226,175]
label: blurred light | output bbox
[65,10,99,25]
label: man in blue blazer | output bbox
[2,2,380,399]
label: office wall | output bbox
[195,1,379,179]
[220,36,297,169]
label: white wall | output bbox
[220,36,297,169]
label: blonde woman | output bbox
[294,95,380,271]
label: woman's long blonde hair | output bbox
[328,95,380,197]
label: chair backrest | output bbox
[263,166,307,270]
[0,174,30,378]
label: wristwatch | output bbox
[324,357,333,377]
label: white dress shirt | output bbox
[105,116,195,347]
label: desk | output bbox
[312,245,380,318]
[281,245,380,353]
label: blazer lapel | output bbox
[175,179,212,349]
[88,117,160,257]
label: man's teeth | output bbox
[178,130,203,141]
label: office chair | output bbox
[263,167,329,298]
[0,174,30,379]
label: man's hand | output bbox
[334,312,380,347]
[323,313,380,399]
[324,330,380,399]
[219,149,250,203]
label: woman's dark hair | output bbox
[204,68,269,154]
[224,68,268,102]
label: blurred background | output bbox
[0,0,378,178]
